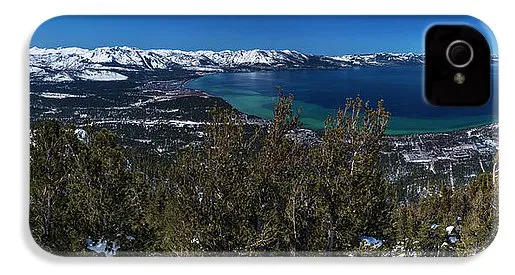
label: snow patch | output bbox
[134,138,152,144]
[449,236,458,244]
[40,92,86,99]
[86,239,120,257]
[360,236,383,248]
[30,66,46,75]
[445,226,455,235]
[76,70,128,81]
[74,129,88,142]
[42,72,74,82]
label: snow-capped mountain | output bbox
[29,46,425,82]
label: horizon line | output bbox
[29,45,425,57]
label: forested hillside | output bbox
[29,94,498,256]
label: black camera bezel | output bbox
[425,25,491,106]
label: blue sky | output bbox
[31,16,498,55]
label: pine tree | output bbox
[458,171,498,255]
[159,107,258,254]
[30,121,159,255]
[30,120,85,252]
[309,97,394,252]
[246,90,308,253]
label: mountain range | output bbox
[29,46,425,82]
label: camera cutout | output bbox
[425,25,491,106]
[446,40,474,68]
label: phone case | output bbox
[29,15,498,257]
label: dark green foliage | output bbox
[392,171,498,256]
[30,120,85,252]
[309,98,394,252]
[158,108,257,252]
[29,93,498,256]
[30,121,158,255]
[458,171,498,255]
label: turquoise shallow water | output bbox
[187,67,497,134]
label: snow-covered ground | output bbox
[91,119,204,128]
[86,239,120,257]
[360,236,384,248]
[76,69,128,81]
[38,92,87,99]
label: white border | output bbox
[1,1,513,275]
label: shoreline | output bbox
[182,73,498,137]
[384,121,498,137]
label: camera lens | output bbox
[446,40,474,68]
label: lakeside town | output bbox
[380,123,498,199]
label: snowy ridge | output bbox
[30,46,425,82]
[76,69,128,81]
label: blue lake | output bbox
[187,66,497,134]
